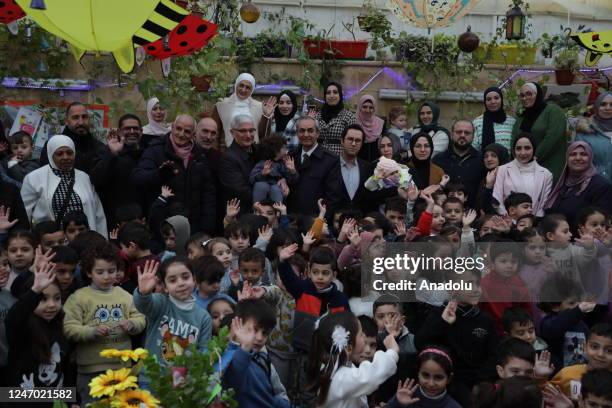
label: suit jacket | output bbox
[492,159,553,217]
[287,145,342,216]
[336,156,375,214]
[218,142,257,210]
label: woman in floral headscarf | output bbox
[356,95,385,162]
[576,91,612,182]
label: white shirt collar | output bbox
[302,144,318,157]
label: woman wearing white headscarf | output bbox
[212,73,264,149]
[141,97,171,149]
[21,135,107,236]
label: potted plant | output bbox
[357,0,392,59]
[303,22,369,60]
[554,48,579,85]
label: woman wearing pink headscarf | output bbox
[356,95,385,162]
[544,141,612,228]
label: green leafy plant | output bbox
[358,0,392,59]
[554,48,579,70]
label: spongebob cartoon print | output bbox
[158,316,199,363]
[93,304,125,341]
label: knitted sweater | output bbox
[473,114,516,152]
[63,286,146,373]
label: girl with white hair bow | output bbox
[21,135,107,237]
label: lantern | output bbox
[458,26,479,53]
[505,4,526,41]
[239,0,260,23]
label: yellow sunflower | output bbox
[89,368,138,398]
[111,389,161,408]
[101,348,149,362]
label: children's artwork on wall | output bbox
[0,100,109,158]
[571,30,612,67]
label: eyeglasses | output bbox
[519,92,534,98]
[232,128,256,134]
[345,137,362,145]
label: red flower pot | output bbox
[303,39,369,59]
[555,69,575,86]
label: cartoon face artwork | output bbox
[158,317,199,363]
[20,342,63,389]
[94,304,124,324]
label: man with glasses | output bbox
[287,115,342,216]
[219,114,259,211]
[39,101,104,175]
[433,119,485,209]
[336,124,376,213]
[91,114,148,229]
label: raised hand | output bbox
[394,222,407,238]
[250,285,266,299]
[284,156,296,172]
[106,128,124,155]
[137,259,160,295]
[575,231,595,249]
[277,178,290,198]
[395,379,420,406]
[534,350,555,378]
[442,300,457,324]
[301,230,316,247]
[258,225,273,242]
[491,215,511,232]
[226,198,241,219]
[422,184,441,196]
[237,280,254,301]
[161,185,174,199]
[348,227,361,249]
[307,108,317,118]
[229,269,241,287]
[407,184,419,201]
[262,96,278,117]
[31,261,56,294]
[31,245,56,274]
[279,243,299,262]
[109,228,119,241]
[542,383,573,408]
[404,227,421,242]
[338,218,356,243]
[485,167,498,189]
[262,160,273,176]
[462,209,477,229]
[384,314,404,338]
[383,333,400,354]
[0,206,18,233]
[273,202,287,215]
[231,317,255,351]
[440,174,450,187]
[317,198,327,218]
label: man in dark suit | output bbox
[336,124,375,214]
[287,116,342,216]
[218,114,258,211]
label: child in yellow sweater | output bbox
[63,243,145,405]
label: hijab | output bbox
[142,97,171,136]
[274,90,298,132]
[545,141,599,209]
[47,135,83,223]
[357,95,385,143]
[321,82,345,123]
[593,91,612,132]
[378,134,400,160]
[227,73,257,118]
[417,102,450,136]
[408,132,434,190]
[482,87,508,148]
[483,143,510,167]
[519,82,547,132]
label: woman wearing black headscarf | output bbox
[406,132,445,190]
[511,82,567,180]
[259,89,301,152]
[476,143,510,214]
[407,102,450,157]
[314,82,357,155]
[473,87,516,151]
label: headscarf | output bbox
[593,91,612,132]
[417,102,450,136]
[274,90,298,132]
[408,132,434,190]
[142,97,171,136]
[483,143,510,167]
[378,134,400,159]
[47,135,83,223]
[225,73,257,118]
[512,133,538,163]
[519,82,547,132]
[482,87,507,149]
[321,82,345,123]
[357,95,385,143]
[545,141,599,209]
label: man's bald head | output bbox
[196,117,218,150]
[171,114,196,147]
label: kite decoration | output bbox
[0,0,25,24]
[388,0,480,32]
[11,0,218,73]
[570,30,612,67]
[142,15,218,59]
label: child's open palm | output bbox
[258,225,273,242]
[534,350,555,378]
[0,206,18,232]
[137,259,159,295]
[31,245,56,274]
[575,231,595,248]
[301,230,316,247]
[226,198,240,219]
[395,379,420,405]
[279,243,299,262]
[232,317,255,351]
[32,261,56,293]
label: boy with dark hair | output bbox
[550,323,612,401]
[384,197,407,230]
[193,255,234,309]
[63,211,90,243]
[445,182,468,204]
[354,315,378,364]
[503,192,533,221]
[227,248,270,301]
[4,131,38,183]
[496,337,536,379]
[33,220,66,251]
[538,274,595,370]
[114,203,146,228]
[579,369,612,408]
[52,245,79,301]
[277,244,348,317]
[442,197,464,227]
[502,306,547,351]
[223,299,289,408]
[117,221,160,284]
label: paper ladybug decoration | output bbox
[143,15,218,59]
[0,0,26,24]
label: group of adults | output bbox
[1,71,611,237]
